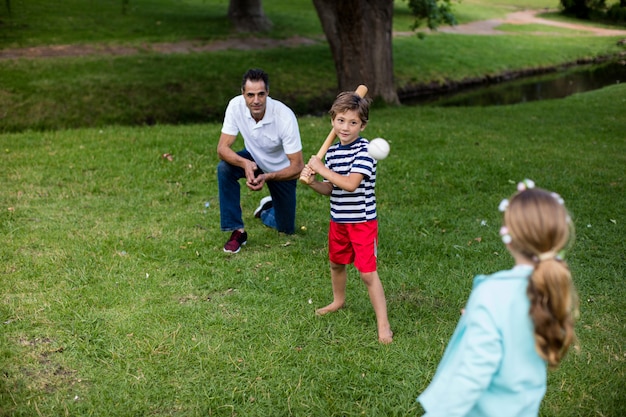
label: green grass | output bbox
[441,0,516,23]
[4,0,576,46]
[1,33,622,132]
[393,0,561,27]
[1,34,623,132]
[0,46,339,131]
[0,0,323,47]
[1,83,625,416]
[393,34,622,84]
[1,2,625,414]
[1,0,626,132]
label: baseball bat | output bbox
[299,84,368,184]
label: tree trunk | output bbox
[228,0,273,33]
[312,0,399,104]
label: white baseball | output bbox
[368,138,390,160]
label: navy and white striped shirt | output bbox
[325,137,377,223]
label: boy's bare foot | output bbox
[315,302,345,316]
[378,329,393,344]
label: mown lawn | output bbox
[1,83,624,416]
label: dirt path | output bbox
[438,9,626,36]
[1,10,625,60]
[0,36,321,60]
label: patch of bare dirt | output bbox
[0,36,320,60]
[1,10,625,60]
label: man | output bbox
[217,68,304,253]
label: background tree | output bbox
[313,0,456,104]
[313,0,398,104]
[228,0,272,32]
[228,0,456,104]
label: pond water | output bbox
[404,61,626,107]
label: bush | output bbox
[560,0,626,23]
[561,0,589,18]
[607,3,626,22]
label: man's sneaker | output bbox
[223,230,248,253]
[254,196,273,218]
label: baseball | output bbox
[368,138,390,160]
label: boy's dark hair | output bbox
[329,91,370,125]
[241,68,269,91]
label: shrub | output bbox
[607,3,626,22]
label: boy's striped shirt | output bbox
[325,137,377,223]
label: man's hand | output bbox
[244,160,258,184]
[247,172,266,191]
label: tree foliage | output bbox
[560,0,626,22]
[406,0,457,31]
[560,0,601,19]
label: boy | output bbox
[301,91,392,344]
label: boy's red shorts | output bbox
[328,220,378,273]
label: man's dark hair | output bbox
[241,68,269,91]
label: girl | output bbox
[418,180,578,416]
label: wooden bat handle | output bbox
[315,130,337,159]
[300,84,368,184]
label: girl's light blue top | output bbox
[418,265,547,417]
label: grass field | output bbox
[1,83,625,415]
[1,0,625,415]
[1,0,625,132]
